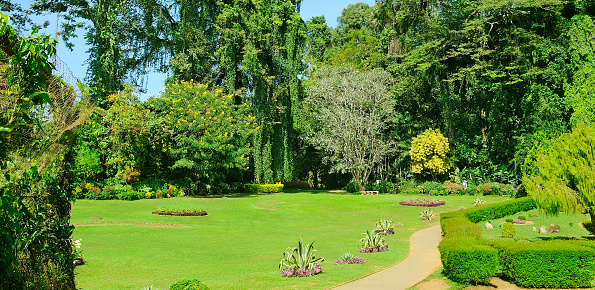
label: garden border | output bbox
[439,196,595,288]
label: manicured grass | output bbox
[479,208,593,241]
[72,192,509,289]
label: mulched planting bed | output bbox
[152,210,208,216]
[399,198,445,207]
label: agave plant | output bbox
[419,207,435,220]
[279,238,324,277]
[474,197,486,207]
[359,230,388,253]
[375,218,395,235]
[335,253,365,264]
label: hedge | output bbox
[439,238,499,284]
[243,183,284,193]
[438,196,595,287]
[495,240,595,288]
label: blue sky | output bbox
[13,0,376,99]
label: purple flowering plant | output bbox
[399,198,445,207]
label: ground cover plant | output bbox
[71,193,509,289]
[399,197,445,207]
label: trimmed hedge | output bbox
[495,240,595,288]
[439,238,499,284]
[438,196,595,287]
[463,197,536,223]
[243,183,284,193]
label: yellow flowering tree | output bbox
[410,128,450,179]
[146,81,255,195]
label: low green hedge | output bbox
[439,196,595,288]
[495,240,595,288]
[439,238,499,284]
[462,197,536,223]
[243,183,284,193]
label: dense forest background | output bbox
[5,0,595,195]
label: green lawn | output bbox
[480,208,593,241]
[72,192,509,290]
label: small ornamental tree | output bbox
[410,128,450,179]
[524,123,595,224]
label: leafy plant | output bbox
[474,197,486,207]
[375,218,395,235]
[419,208,435,220]
[359,230,388,253]
[279,238,324,277]
[334,253,365,264]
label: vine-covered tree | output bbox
[305,65,397,192]
[218,0,306,183]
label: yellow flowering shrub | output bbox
[146,81,256,195]
[410,128,450,177]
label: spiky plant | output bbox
[375,218,395,235]
[279,238,324,277]
[419,208,435,220]
[359,230,388,253]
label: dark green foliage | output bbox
[496,241,595,288]
[439,238,499,284]
[462,197,536,223]
[505,218,514,223]
[170,279,209,290]
[583,220,595,235]
[501,222,515,238]
[421,182,444,195]
[244,184,284,194]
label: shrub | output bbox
[282,180,311,189]
[170,279,209,290]
[244,183,284,194]
[344,181,358,193]
[501,222,515,238]
[439,238,499,284]
[116,191,139,201]
[480,183,493,195]
[410,128,450,178]
[421,181,445,194]
[517,215,526,221]
[496,241,595,288]
[505,218,514,223]
[446,182,463,194]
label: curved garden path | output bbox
[330,224,443,290]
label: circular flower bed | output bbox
[279,265,322,277]
[399,198,445,207]
[152,210,208,216]
[335,256,365,264]
[359,246,388,253]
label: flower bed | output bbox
[335,256,365,264]
[359,246,388,253]
[152,210,208,216]
[279,265,322,277]
[399,198,445,207]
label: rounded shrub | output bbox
[502,222,516,238]
[170,279,209,290]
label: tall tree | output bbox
[305,65,397,191]
[218,0,306,183]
